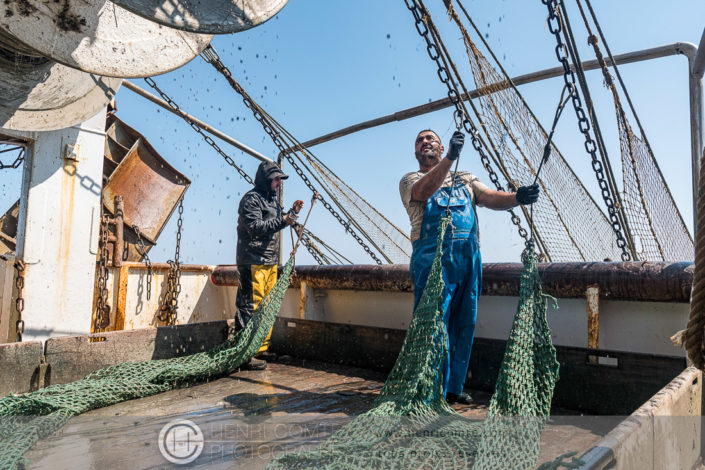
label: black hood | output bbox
[254,161,288,192]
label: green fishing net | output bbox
[0,258,295,470]
[1,213,560,469]
[268,215,560,469]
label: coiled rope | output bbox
[682,148,705,368]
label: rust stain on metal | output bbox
[113,264,130,332]
[288,265,414,292]
[102,135,190,245]
[211,265,240,286]
[59,156,77,307]
[586,285,599,360]
[113,262,213,273]
[102,116,188,261]
[298,280,307,319]
[281,261,694,302]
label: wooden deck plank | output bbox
[24,359,614,469]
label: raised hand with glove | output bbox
[446,130,465,161]
[515,183,540,205]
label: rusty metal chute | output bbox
[0,116,190,261]
[102,116,190,261]
[110,0,288,34]
[0,0,213,78]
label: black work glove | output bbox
[447,131,465,161]
[516,183,540,205]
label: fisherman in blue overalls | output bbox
[399,129,540,404]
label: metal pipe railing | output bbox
[293,42,697,151]
[690,30,704,226]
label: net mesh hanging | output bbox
[0,258,295,470]
[459,28,622,262]
[268,216,560,469]
[293,148,413,264]
[575,0,693,261]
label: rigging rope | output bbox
[682,147,705,369]
[268,5,564,468]
[574,0,693,261]
[543,0,634,261]
[200,46,414,265]
[142,77,333,265]
[403,0,533,252]
[446,0,622,262]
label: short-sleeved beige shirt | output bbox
[399,171,489,242]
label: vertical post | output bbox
[586,285,600,364]
[14,110,107,341]
[278,153,284,266]
[691,29,705,232]
[298,280,307,320]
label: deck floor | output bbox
[25,357,619,469]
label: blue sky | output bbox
[1,0,704,265]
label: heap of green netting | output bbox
[0,258,295,470]
[268,216,560,470]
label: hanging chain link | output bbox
[133,225,153,301]
[159,198,183,325]
[13,259,25,341]
[404,0,529,243]
[541,0,630,261]
[145,75,363,265]
[94,214,111,331]
[143,77,255,186]
[199,46,383,265]
[299,234,325,265]
[0,147,24,170]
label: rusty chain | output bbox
[404,0,530,243]
[541,0,631,261]
[143,77,255,186]
[159,198,183,325]
[199,46,384,265]
[299,235,325,264]
[143,76,332,266]
[0,146,24,170]
[94,213,111,331]
[13,259,25,341]
[133,225,153,301]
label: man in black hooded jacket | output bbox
[236,161,297,369]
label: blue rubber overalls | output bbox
[409,178,482,396]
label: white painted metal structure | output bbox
[0,0,213,78]
[0,58,121,131]
[111,0,288,34]
[1,111,107,341]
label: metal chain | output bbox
[133,225,153,301]
[159,198,183,325]
[13,259,25,341]
[94,214,111,331]
[143,77,255,186]
[144,74,359,265]
[0,146,24,170]
[541,0,630,261]
[200,46,384,265]
[404,0,529,243]
[299,234,325,265]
